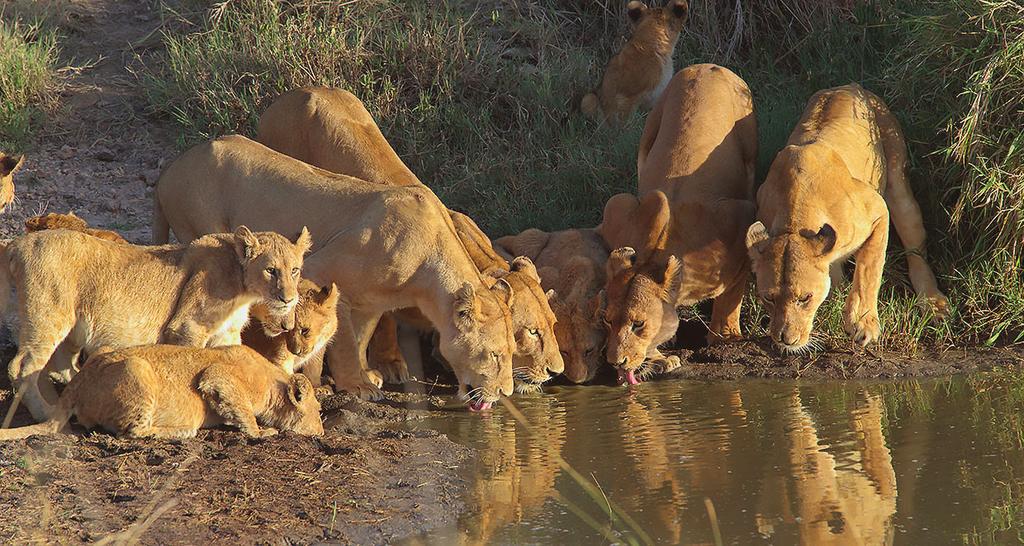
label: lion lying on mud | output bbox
[243,279,340,376]
[581,0,688,123]
[746,84,949,352]
[0,345,323,440]
[153,135,516,409]
[495,227,610,384]
[2,225,309,423]
[600,64,757,385]
[25,211,127,243]
[0,152,24,214]
[256,87,562,394]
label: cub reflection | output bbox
[758,389,897,545]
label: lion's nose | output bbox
[278,295,295,305]
[782,331,799,345]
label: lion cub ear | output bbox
[626,1,648,22]
[294,226,313,255]
[669,0,688,20]
[0,154,24,177]
[288,373,315,405]
[801,223,837,255]
[607,247,637,278]
[233,225,262,261]
[660,255,684,302]
[491,278,515,307]
[511,256,541,283]
[745,221,769,260]
[316,283,340,307]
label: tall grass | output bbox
[145,0,1024,350]
[0,17,59,152]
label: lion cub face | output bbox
[540,258,607,384]
[0,153,24,213]
[285,281,340,360]
[602,248,681,373]
[498,258,563,393]
[235,226,312,328]
[746,222,834,352]
[442,281,516,411]
[627,0,688,35]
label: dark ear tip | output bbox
[672,1,688,16]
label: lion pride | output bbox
[601,64,757,385]
[746,84,949,352]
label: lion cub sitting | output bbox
[24,211,127,243]
[746,84,949,352]
[243,279,340,377]
[0,345,323,440]
[581,0,688,123]
[1,225,310,423]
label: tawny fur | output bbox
[0,152,24,214]
[496,228,610,384]
[746,84,949,351]
[581,1,688,124]
[1,226,310,422]
[25,211,128,243]
[256,87,561,393]
[0,345,323,440]
[602,64,758,376]
[243,279,340,377]
[152,134,516,404]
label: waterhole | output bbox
[402,373,1024,545]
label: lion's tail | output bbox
[151,191,170,245]
[0,385,73,440]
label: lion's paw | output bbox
[844,310,880,347]
[375,359,411,384]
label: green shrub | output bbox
[0,18,59,152]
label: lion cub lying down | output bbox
[243,279,340,376]
[25,211,127,243]
[2,225,310,422]
[747,84,949,351]
[581,0,688,123]
[0,345,323,440]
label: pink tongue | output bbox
[468,400,493,412]
[618,368,640,386]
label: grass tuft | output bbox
[0,17,59,152]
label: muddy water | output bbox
[402,374,1024,545]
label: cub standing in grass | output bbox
[152,135,517,410]
[257,87,562,394]
[746,84,949,352]
[1,226,309,423]
[0,345,323,440]
[600,64,757,385]
[581,0,688,123]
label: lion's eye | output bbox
[584,348,594,356]
[761,294,774,304]
[528,328,540,336]
[301,327,310,336]
[798,294,812,305]
[559,350,569,357]
[631,320,645,332]
[265,267,278,277]
[291,267,300,278]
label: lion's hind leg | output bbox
[368,313,411,385]
[197,365,271,437]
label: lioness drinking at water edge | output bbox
[153,135,516,410]
[746,84,949,352]
[256,87,562,394]
[2,225,309,423]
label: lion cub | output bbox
[24,211,127,243]
[1,225,310,422]
[746,84,949,352]
[0,345,323,440]
[581,0,688,123]
[0,152,24,213]
[243,279,340,377]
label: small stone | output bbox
[95,150,115,162]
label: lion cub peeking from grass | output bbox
[581,0,688,123]
[2,225,310,423]
[746,84,950,353]
[0,345,323,440]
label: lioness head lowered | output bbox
[235,225,312,329]
[496,257,563,393]
[745,221,833,352]
[442,280,516,411]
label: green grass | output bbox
[0,17,59,153]
[144,0,1024,351]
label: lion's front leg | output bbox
[325,303,384,401]
[367,313,411,384]
[708,274,747,345]
[844,215,889,347]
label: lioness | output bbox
[0,345,323,440]
[495,228,610,384]
[257,87,562,393]
[0,152,24,213]
[581,0,688,123]
[153,135,516,408]
[1,226,309,422]
[25,211,128,243]
[746,84,949,351]
[602,65,757,384]
[243,279,340,376]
